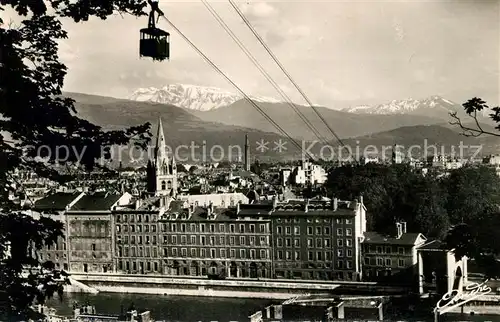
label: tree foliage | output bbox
[327,162,500,277]
[450,97,500,137]
[1,0,152,319]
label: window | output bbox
[286,251,291,260]
[278,238,283,247]
[230,224,235,233]
[324,227,330,235]
[285,226,291,235]
[377,257,384,266]
[346,228,352,236]
[181,235,186,244]
[191,236,196,244]
[316,238,322,248]
[239,224,245,233]
[337,260,344,269]
[240,249,246,259]
[161,181,166,190]
[347,249,352,257]
[181,248,187,257]
[200,249,206,257]
[316,251,323,261]
[230,249,236,258]
[376,246,383,253]
[250,224,255,233]
[210,236,215,245]
[337,228,343,236]
[249,236,255,245]
[346,260,352,269]
[335,218,342,224]
[91,243,96,251]
[200,236,206,245]
[364,257,370,265]
[307,238,313,247]
[294,239,300,247]
[337,239,343,247]
[210,249,216,258]
[385,246,391,254]
[337,249,344,257]
[307,227,313,235]
[294,227,300,235]
[385,258,392,266]
[285,238,291,247]
[219,224,225,232]
[260,224,265,233]
[220,236,225,245]
[308,251,314,261]
[250,249,256,259]
[346,219,352,224]
[230,236,235,245]
[346,239,352,247]
[260,250,266,259]
[260,236,267,246]
[325,251,331,261]
[200,224,205,232]
[210,224,215,233]
[398,247,405,255]
[315,227,321,235]
[171,224,176,232]
[277,226,283,234]
[398,259,405,267]
[181,224,186,232]
[294,251,300,260]
[277,250,283,260]
[116,225,121,232]
[190,224,196,232]
[324,239,331,247]
[240,236,245,245]
[172,236,177,244]
[220,249,226,258]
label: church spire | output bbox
[155,118,169,174]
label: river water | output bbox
[47,292,500,322]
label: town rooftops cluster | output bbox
[32,191,364,221]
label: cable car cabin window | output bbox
[140,28,170,61]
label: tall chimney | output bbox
[236,202,240,214]
[396,222,402,239]
[209,201,214,213]
[401,222,407,234]
[359,195,363,205]
[333,198,338,211]
[207,204,212,217]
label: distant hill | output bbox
[190,99,446,141]
[65,92,307,163]
[338,125,500,160]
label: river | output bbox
[47,292,500,322]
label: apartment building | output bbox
[361,222,427,283]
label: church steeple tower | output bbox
[154,118,169,175]
[147,118,178,197]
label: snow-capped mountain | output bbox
[342,96,459,115]
[129,84,280,111]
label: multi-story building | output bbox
[158,202,273,278]
[271,197,366,281]
[114,209,161,274]
[361,222,427,283]
[66,192,132,273]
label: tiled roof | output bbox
[417,239,447,251]
[34,192,81,211]
[70,192,122,211]
[363,231,423,246]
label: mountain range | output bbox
[63,89,500,164]
[129,84,492,141]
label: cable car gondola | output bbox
[140,0,169,61]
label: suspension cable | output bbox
[158,15,315,160]
[201,0,329,145]
[228,0,347,149]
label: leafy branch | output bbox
[449,97,500,137]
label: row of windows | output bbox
[116,224,157,233]
[364,245,407,255]
[364,257,405,267]
[166,248,269,260]
[118,260,159,272]
[163,223,269,234]
[118,246,158,258]
[117,235,157,245]
[275,218,353,225]
[276,237,354,248]
[276,226,353,236]
[39,252,67,261]
[116,214,157,223]
[164,235,270,247]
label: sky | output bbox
[7,0,500,108]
